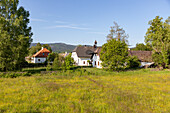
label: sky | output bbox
[19,0,170,47]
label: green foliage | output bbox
[46,63,52,71]
[131,43,152,51]
[52,54,64,70]
[63,53,74,70]
[47,52,57,62]
[0,72,31,78]
[29,43,52,56]
[0,0,32,71]
[126,56,141,68]
[152,52,164,67]
[145,16,170,67]
[100,39,129,71]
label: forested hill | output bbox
[30,43,76,53]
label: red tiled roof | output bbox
[33,48,51,57]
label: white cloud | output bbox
[88,31,107,35]
[46,25,89,30]
[31,18,47,22]
[55,21,67,24]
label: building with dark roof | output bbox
[72,41,153,68]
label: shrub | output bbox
[46,63,52,71]
[0,72,31,78]
[126,56,141,68]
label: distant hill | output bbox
[30,43,76,53]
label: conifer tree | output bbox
[0,0,33,71]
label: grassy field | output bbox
[0,68,170,112]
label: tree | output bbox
[0,0,33,71]
[100,39,128,71]
[64,53,74,69]
[107,22,129,44]
[126,56,141,68]
[47,52,57,62]
[29,43,52,56]
[43,44,52,52]
[52,53,64,70]
[145,16,170,68]
[132,43,152,51]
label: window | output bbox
[83,61,85,64]
[98,61,100,66]
[38,59,40,61]
[43,53,45,56]
[95,61,96,65]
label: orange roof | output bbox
[33,48,51,57]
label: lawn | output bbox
[0,68,169,112]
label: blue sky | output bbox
[19,0,170,47]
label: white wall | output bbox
[71,52,79,64]
[31,57,47,63]
[92,54,102,68]
[78,58,91,66]
[71,52,90,66]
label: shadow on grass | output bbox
[22,67,46,74]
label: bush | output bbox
[46,63,52,71]
[126,56,141,68]
[0,72,31,78]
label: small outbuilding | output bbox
[31,47,51,63]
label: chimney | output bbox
[42,47,44,50]
[94,40,97,48]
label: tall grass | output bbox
[0,68,169,112]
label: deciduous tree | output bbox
[0,0,33,71]
[100,39,128,71]
[145,16,170,67]
[131,43,152,51]
[107,22,128,44]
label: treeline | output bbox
[100,16,170,71]
[29,43,52,56]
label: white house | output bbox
[71,40,154,68]
[92,47,102,68]
[71,46,96,66]
[31,47,51,63]
[71,40,103,67]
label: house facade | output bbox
[92,47,102,68]
[71,46,96,66]
[31,47,51,63]
[72,41,153,68]
[71,40,103,67]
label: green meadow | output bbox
[0,68,170,113]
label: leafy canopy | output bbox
[29,43,52,56]
[100,39,129,71]
[131,43,152,51]
[145,16,170,67]
[0,0,32,71]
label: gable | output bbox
[33,48,51,58]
